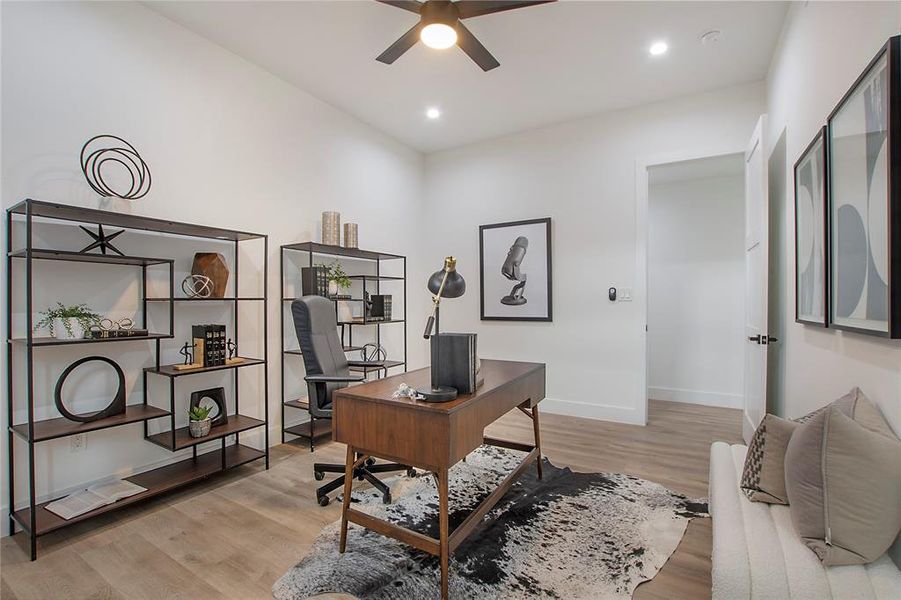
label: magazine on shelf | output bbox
[45,479,147,520]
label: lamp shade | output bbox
[427,266,465,298]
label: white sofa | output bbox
[708,442,901,599]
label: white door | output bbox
[743,116,769,442]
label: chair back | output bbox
[291,296,350,417]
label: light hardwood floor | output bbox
[1,400,742,599]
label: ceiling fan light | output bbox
[420,23,457,50]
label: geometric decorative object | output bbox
[794,126,829,327]
[827,35,900,338]
[189,387,228,427]
[343,223,358,248]
[79,224,125,256]
[54,356,126,423]
[190,253,229,298]
[181,274,214,298]
[479,217,552,321]
[322,211,341,246]
[80,134,151,200]
[273,445,709,600]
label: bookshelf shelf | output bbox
[6,199,269,560]
[280,242,407,450]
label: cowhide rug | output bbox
[274,446,708,600]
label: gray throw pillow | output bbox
[740,414,799,504]
[784,390,901,565]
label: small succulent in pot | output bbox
[319,261,351,296]
[188,405,213,438]
[34,302,101,339]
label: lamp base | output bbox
[417,386,458,403]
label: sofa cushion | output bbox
[740,414,799,504]
[784,394,901,566]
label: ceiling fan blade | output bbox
[376,23,424,64]
[455,0,555,20]
[375,0,423,14]
[455,21,500,71]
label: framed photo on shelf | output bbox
[794,126,829,327]
[479,217,552,321]
[827,35,900,338]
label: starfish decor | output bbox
[79,224,125,256]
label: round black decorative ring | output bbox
[54,356,127,423]
[80,135,152,200]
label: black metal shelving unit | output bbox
[280,242,406,450]
[5,199,269,560]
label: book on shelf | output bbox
[301,266,329,297]
[192,324,226,367]
[45,479,147,520]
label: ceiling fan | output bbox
[375,0,556,71]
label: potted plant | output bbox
[320,261,351,297]
[34,302,100,339]
[188,405,213,438]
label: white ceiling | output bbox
[146,0,788,153]
[649,152,744,185]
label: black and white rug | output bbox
[274,446,708,600]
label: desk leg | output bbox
[339,445,354,553]
[438,466,449,600]
[532,405,543,480]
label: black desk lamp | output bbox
[420,256,465,402]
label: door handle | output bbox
[748,334,762,344]
[766,335,779,344]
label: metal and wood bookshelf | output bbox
[5,199,269,560]
[280,242,406,450]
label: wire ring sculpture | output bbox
[80,135,152,199]
[182,274,214,298]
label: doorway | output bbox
[645,153,746,410]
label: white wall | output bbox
[423,82,765,424]
[648,173,745,409]
[0,0,427,531]
[765,1,901,433]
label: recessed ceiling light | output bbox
[649,41,668,56]
[426,107,441,120]
[420,23,457,50]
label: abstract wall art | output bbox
[794,127,829,326]
[827,35,900,338]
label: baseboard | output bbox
[648,386,742,409]
[540,397,645,425]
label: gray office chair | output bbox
[291,296,413,506]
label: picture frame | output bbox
[479,217,552,321]
[794,126,829,327]
[827,35,900,338]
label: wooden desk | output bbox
[333,359,546,599]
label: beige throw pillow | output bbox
[784,390,901,565]
[740,414,799,504]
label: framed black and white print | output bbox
[827,35,900,338]
[794,127,829,326]
[479,218,552,321]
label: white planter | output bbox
[51,317,87,339]
[328,280,340,296]
[189,418,212,438]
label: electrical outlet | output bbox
[70,434,87,453]
[619,288,633,302]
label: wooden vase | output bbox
[191,253,229,298]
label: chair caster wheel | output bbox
[382,492,391,504]
[314,471,325,481]
[318,495,330,507]
[407,468,416,477]
[366,457,376,466]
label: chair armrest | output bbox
[346,361,384,368]
[304,374,366,383]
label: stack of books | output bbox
[192,324,226,366]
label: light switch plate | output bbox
[619,288,633,302]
